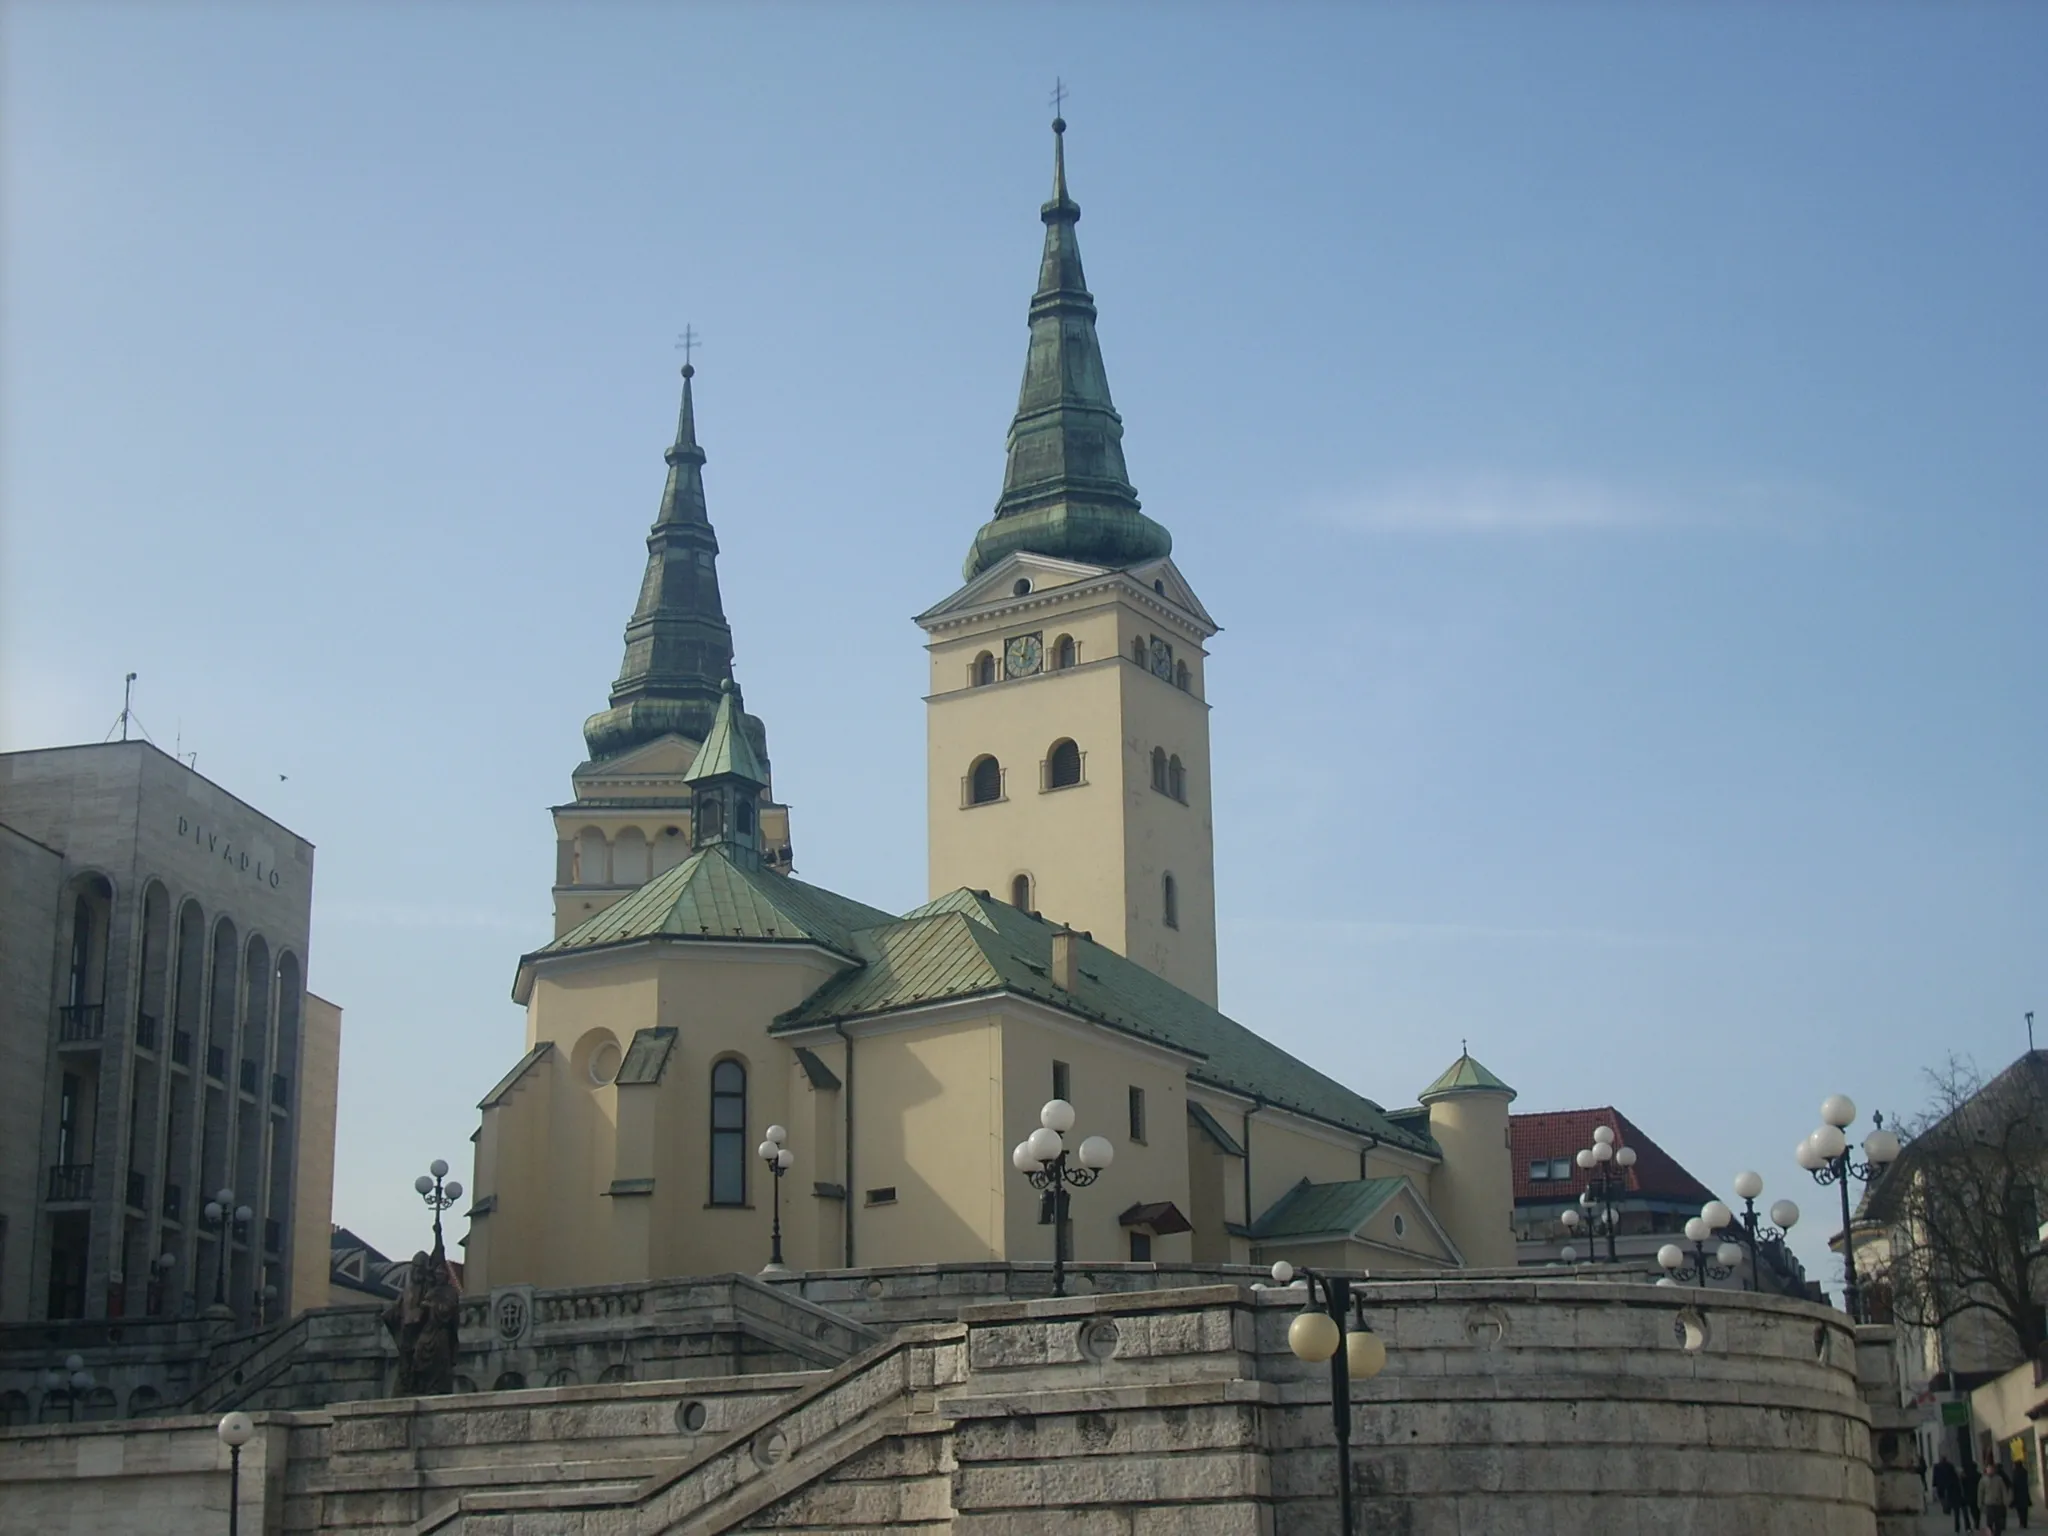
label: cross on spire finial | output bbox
[675,325,699,377]
[1050,77,1067,125]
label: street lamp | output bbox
[203,1189,253,1316]
[218,1410,254,1536]
[1796,1096,1900,1322]
[1657,1205,1744,1285]
[1725,1170,1800,1292]
[1012,1098,1114,1297]
[1573,1124,1638,1262]
[1273,1260,1389,1536]
[37,1354,93,1422]
[149,1250,177,1316]
[412,1160,463,1252]
[758,1125,795,1271]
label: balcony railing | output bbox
[126,1169,147,1210]
[271,1073,290,1109]
[162,1182,183,1221]
[136,1011,160,1051]
[46,1163,93,1202]
[205,1044,225,1081]
[239,1058,258,1096]
[57,1004,105,1044]
[171,1029,193,1067]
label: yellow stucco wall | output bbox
[1424,1091,1517,1269]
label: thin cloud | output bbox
[1312,474,1841,537]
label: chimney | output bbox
[1050,928,1080,992]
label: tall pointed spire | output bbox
[583,365,769,769]
[963,115,1173,579]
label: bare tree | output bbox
[1866,1053,2048,1365]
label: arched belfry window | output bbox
[710,1059,747,1206]
[1011,874,1032,910]
[972,652,997,687]
[1175,660,1190,692]
[1053,635,1076,670]
[1162,873,1180,930]
[968,755,1003,805]
[1130,637,1146,665]
[1168,755,1187,803]
[1150,747,1168,795]
[736,797,755,836]
[1047,739,1082,789]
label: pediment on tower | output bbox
[915,550,1116,629]
[571,733,701,795]
[1123,557,1217,635]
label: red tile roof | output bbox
[1509,1107,1716,1206]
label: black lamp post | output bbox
[37,1354,93,1422]
[1270,1261,1388,1536]
[758,1125,794,1270]
[1571,1124,1637,1261]
[1725,1171,1800,1292]
[412,1160,463,1254]
[1658,1203,1743,1286]
[202,1189,252,1317]
[218,1410,253,1535]
[1795,1097,1899,1322]
[1011,1098,1114,1297]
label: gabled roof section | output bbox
[1509,1107,1714,1206]
[479,1042,554,1110]
[524,847,894,979]
[1249,1176,1406,1240]
[775,888,1434,1155]
[1419,1051,1517,1103]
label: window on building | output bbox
[1151,747,1168,794]
[1128,1086,1147,1144]
[66,897,92,1006]
[1175,660,1190,692]
[1053,635,1076,670]
[1529,1160,1551,1182]
[1128,1231,1152,1262]
[736,798,755,836]
[1012,578,1032,597]
[1162,874,1179,929]
[1052,1060,1071,1102]
[695,796,725,840]
[968,755,1003,805]
[1167,754,1186,803]
[864,1187,897,1206]
[972,651,997,687]
[1130,637,1146,665]
[1011,874,1032,910]
[57,1074,80,1164]
[1046,739,1082,789]
[710,1060,746,1205]
[1550,1158,1571,1181]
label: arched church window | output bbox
[1162,873,1179,930]
[968,755,1003,805]
[710,1059,747,1206]
[695,796,725,842]
[736,798,755,836]
[1052,635,1076,670]
[1168,755,1186,803]
[1150,747,1168,795]
[1011,874,1032,910]
[575,828,609,885]
[613,828,650,886]
[972,652,997,687]
[1130,637,1146,665]
[1046,739,1082,789]
[1175,660,1190,692]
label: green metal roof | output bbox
[681,681,770,788]
[1250,1177,1408,1241]
[527,847,896,973]
[1418,1051,1517,1102]
[773,889,1436,1156]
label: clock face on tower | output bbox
[1004,632,1043,678]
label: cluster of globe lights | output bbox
[1010,1098,1115,1174]
[1553,1124,1634,1262]
[758,1124,795,1171]
[413,1159,464,1203]
[1264,1262,1388,1380]
[1797,1094,1900,1174]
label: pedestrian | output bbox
[1984,1458,2012,1535]
[2014,1458,2032,1529]
[1939,1455,1964,1517]
[1963,1457,1985,1533]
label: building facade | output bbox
[0,742,340,1324]
[465,120,1520,1294]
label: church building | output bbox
[463,120,1515,1292]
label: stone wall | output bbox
[0,1276,1884,1535]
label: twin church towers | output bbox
[553,117,1221,1006]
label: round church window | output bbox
[589,1041,622,1087]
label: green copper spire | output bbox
[583,366,769,767]
[963,117,1173,579]
[682,680,768,870]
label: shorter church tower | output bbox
[550,365,794,936]
[1420,1050,1518,1269]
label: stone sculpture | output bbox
[381,1242,461,1396]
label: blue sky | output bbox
[4,2,2042,1292]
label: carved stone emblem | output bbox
[491,1285,534,1347]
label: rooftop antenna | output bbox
[105,673,154,745]
[2029,1011,2037,1053]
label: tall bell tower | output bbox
[920,117,1220,1005]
